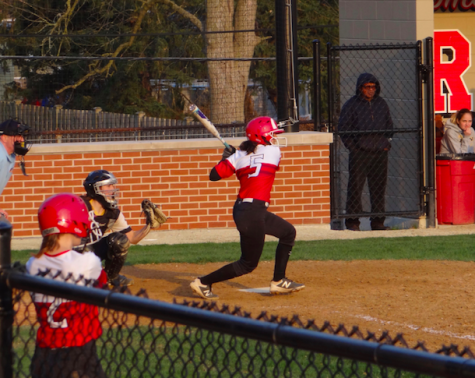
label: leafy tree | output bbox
[0,0,338,122]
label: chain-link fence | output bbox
[4,264,475,378]
[327,43,425,230]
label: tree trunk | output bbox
[206,0,260,124]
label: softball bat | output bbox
[189,104,233,151]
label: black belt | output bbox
[237,198,269,208]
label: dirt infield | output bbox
[122,259,475,353]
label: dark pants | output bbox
[31,339,106,378]
[201,199,296,285]
[346,150,388,228]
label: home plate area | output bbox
[122,259,475,353]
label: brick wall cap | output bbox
[29,132,332,155]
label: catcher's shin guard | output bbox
[104,232,130,281]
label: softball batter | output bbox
[190,116,305,299]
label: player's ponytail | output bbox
[239,140,258,154]
[34,234,60,258]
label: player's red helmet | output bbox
[246,116,284,145]
[38,193,90,238]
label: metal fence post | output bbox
[54,104,63,143]
[424,37,436,228]
[93,107,102,142]
[0,218,13,378]
[312,39,321,132]
[327,42,342,230]
[136,111,145,141]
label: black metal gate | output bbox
[322,41,432,230]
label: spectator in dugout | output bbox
[440,108,475,154]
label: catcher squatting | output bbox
[78,169,168,287]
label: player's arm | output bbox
[209,167,221,181]
[0,208,8,219]
[112,212,151,245]
[210,150,237,182]
[125,224,151,245]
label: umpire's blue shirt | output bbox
[0,142,16,195]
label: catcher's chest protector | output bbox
[81,195,120,236]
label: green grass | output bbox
[13,325,429,378]
[12,234,475,266]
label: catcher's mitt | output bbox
[141,199,168,228]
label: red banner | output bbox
[434,30,472,113]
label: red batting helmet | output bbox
[245,116,284,145]
[38,193,90,238]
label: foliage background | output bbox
[0,0,338,121]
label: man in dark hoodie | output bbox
[338,73,393,231]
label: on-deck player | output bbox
[190,116,305,299]
[26,193,106,378]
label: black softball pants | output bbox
[200,199,296,286]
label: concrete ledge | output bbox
[29,131,333,154]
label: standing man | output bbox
[0,119,30,218]
[81,169,155,287]
[338,73,393,231]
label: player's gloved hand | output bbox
[221,145,236,160]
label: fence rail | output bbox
[0,101,247,143]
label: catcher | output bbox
[80,169,168,287]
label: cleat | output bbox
[190,278,218,299]
[108,274,134,287]
[270,278,305,295]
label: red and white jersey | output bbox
[26,250,106,349]
[215,144,281,202]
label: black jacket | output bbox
[338,73,393,152]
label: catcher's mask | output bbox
[246,116,286,146]
[83,169,120,209]
[38,193,91,238]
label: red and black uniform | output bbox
[201,144,296,285]
[26,250,107,378]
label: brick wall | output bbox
[4,132,332,237]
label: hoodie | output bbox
[439,119,475,154]
[338,73,394,152]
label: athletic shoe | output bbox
[190,278,218,299]
[270,278,305,295]
[109,274,134,287]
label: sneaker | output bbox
[108,274,134,287]
[190,278,218,299]
[270,278,305,295]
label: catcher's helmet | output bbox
[83,170,119,209]
[38,193,90,238]
[246,116,284,145]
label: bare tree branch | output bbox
[55,0,201,94]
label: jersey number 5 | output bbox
[248,154,264,178]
